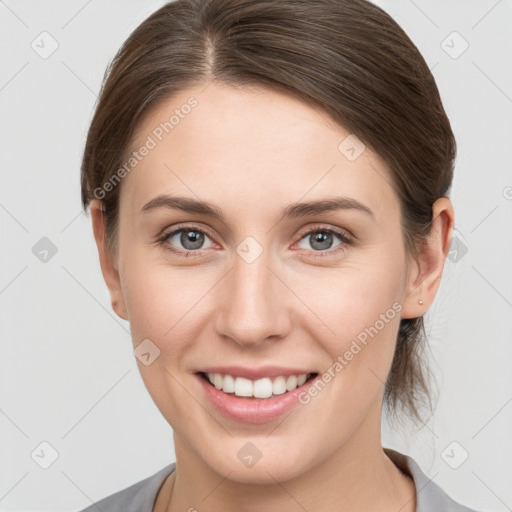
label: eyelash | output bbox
[157,224,354,259]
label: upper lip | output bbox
[196,366,317,380]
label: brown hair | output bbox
[81,0,456,429]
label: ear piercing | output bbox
[418,299,423,305]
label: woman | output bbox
[78,0,480,510]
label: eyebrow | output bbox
[140,194,374,221]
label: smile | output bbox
[195,370,320,423]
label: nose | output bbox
[214,244,292,348]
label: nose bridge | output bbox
[215,238,290,346]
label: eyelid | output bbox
[290,224,353,258]
[158,223,218,254]
[295,223,354,244]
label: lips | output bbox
[195,370,320,423]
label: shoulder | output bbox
[384,447,483,512]
[76,462,176,512]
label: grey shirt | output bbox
[78,448,481,511]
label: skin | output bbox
[90,82,454,512]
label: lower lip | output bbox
[195,373,318,424]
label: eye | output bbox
[159,226,215,255]
[158,224,353,258]
[295,226,352,256]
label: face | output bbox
[93,82,434,483]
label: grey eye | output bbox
[297,231,342,251]
[167,229,213,251]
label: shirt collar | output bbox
[383,447,472,511]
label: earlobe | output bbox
[90,200,129,321]
[401,197,455,319]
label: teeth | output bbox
[253,377,273,398]
[222,374,235,393]
[235,377,253,397]
[272,376,287,395]
[286,375,297,391]
[213,373,223,390]
[205,372,312,398]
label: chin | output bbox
[198,438,315,484]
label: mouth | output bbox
[196,371,319,400]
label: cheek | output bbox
[288,250,405,384]
[118,256,207,417]
[119,250,215,361]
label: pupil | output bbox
[181,230,204,250]
[311,232,332,250]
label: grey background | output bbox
[0,0,511,510]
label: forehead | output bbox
[120,82,398,221]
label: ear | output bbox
[90,200,129,321]
[401,197,455,319]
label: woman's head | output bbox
[82,0,455,480]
